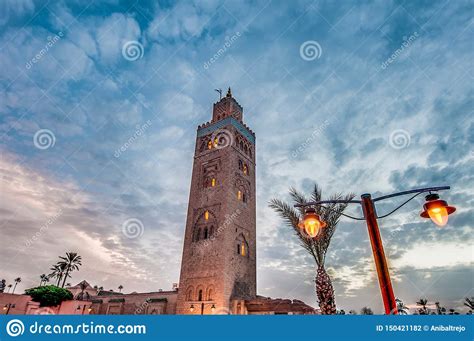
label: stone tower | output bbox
[176,88,256,314]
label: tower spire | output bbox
[226,87,232,98]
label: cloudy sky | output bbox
[1,0,472,313]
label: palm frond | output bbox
[270,184,355,267]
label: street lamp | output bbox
[298,207,326,237]
[189,303,217,315]
[76,304,91,315]
[3,303,15,315]
[296,186,456,315]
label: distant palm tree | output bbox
[360,307,374,315]
[416,298,428,314]
[12,277,21,294]
[448,308,459,315]
[464,297,474,311]
[396,298,409,315]
[270,185,354,315]
[435,301,446,315]
[7,284,12,293]
[39,274,49,286]
[118,285,123,293]
[49,264,64,286]
[348,309,357,315]
[76,281,90,300]
[57,252,82,288]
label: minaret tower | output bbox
[176,88,256,314]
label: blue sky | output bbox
[0,0,472,313]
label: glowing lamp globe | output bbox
[420,193,456,227]
[300,207,326,238]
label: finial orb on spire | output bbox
[226,87,232,97]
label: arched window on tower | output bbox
[207,140,212,150]
[243,163,248,175]
[238,160,243,170]
[239,141,244,150]
[236,234,249,258]
[194,228,201,242]
[204,227,209,239]
[198,289,203,301]
[186,287,194,301]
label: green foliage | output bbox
[25,285,73,307]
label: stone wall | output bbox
[89,291,178,315]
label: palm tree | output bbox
[39,274,49,286]
[270,185,354,315]
[464,297,474,311]
[396,298,409,315]
[349,309,357,315]
[12,277,21,294]
[49,264,64,286]
[118,285,123,293]
[7,284,12,293]
[416,298,428,315]
[435,301,446,315]
[448,308,459,315]
[360,307,374,315]
[57,252,82,288]
[76,281,90,300]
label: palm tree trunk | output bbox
[315,265,336,315]
[61,269,69,288]
[12,283,17,294]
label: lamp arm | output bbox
[294,199,361,207]
[372,186,450,202]
[375,192,424,219]
[295,200,365,221]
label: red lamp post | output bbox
[296,186,456,314]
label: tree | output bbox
[448,308,459,315]
[57,252,82,288]
[12,277,21,294]
[416,298,428,315]
[360,307,374,315]
[49,264,64,286]
[270,185,354,315]
[24,285,73,307]
[0,279,5,293]
[464,297,474,311]
[39,274,49,286]
[118,285,123,293]
[435,302,446,315]
[7,284,12,293]
[396,298,409,315]
[349,309,357,315]
[76,281,90,301]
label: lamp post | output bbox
[3,303,15,315]
[76,304,91,315]
[295,186,456,315]
[189,302,216,315]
